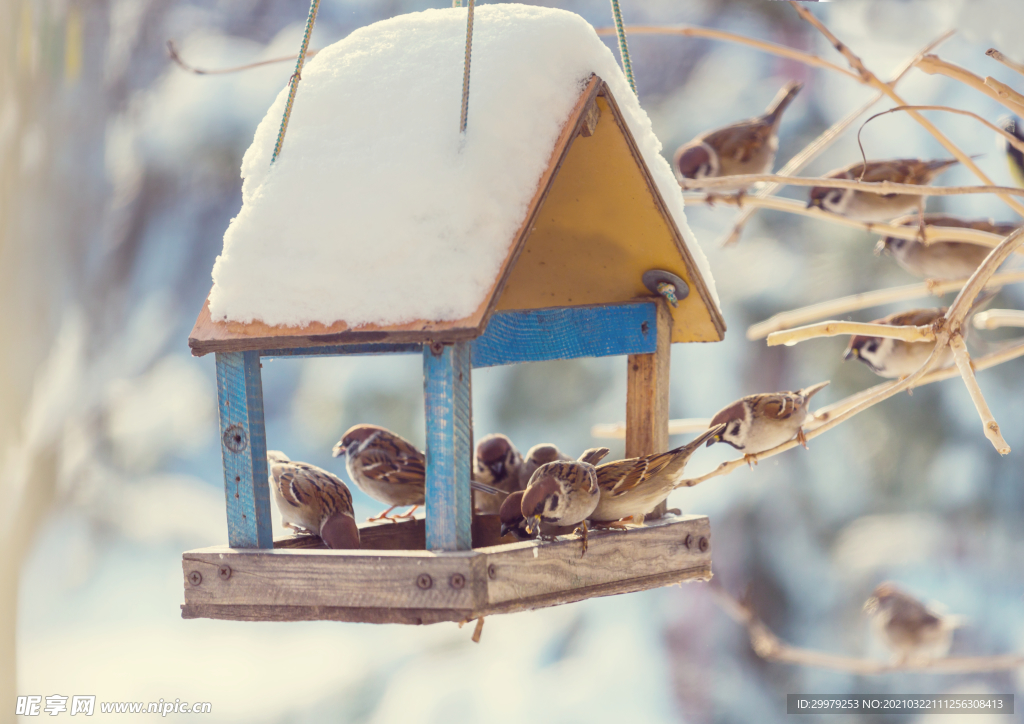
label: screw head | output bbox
[683,534,692,549]
[430,341,445,356]
[218,565,232,581]
[187,571,203,586]
[416,573,433,590]
[698,536,709,553]
[487,564,497,579]
[449,573,466,590]
[223,423,247,453]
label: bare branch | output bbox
[767,321,934,348]
[973,309,1024,330]
[915,54,1024,116]
[947,226,1024,328]
[857,105,1024,158]
[166,39,318,75]
[949,334,1011,454]
[679,174,1024,198]
[987,47,1024,78]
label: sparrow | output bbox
[497,490,576,541]
[844,308,951,379]
[266,451,361,549]
[332,424,508,522]
[518,443,571,488]
[877,214,1011,281]
[706,381,830,465]
[807,158,960,222]
[673,81,803,189]
[863,582,962,663]
[521,447,610,554]
[1001,116,1024,188]
[590,425,726,527]
[473,433,523,515]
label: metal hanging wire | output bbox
[609,0,636,95]
[454,0,476,134]
[271,0,322,163]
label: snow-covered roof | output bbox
[199,4,721,350]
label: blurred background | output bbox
[3,0,1024,721]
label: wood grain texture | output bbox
[423,342,474,551]
[272,515,510,551]
[180,515,711,622]
[471,302,657,368]
[626,299,672,519]
[261,342,422,359]
[216,351,273,548]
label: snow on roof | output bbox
[208,4,719,329]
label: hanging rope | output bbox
[458,0,475,134]
[271,0,322,163]
[609,0,636,95]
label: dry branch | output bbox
[747,271,1024,340]
[973,309,1024,330]
[166,40,318,75]
[915,54,1024,116]
[789,2,1024,219]
[859,105,1024,157]
[949,334,1010,454]
[767,321,934,347]
[987,48,1024,79]
[710,584,1024,675]
[678,174,1024,198]
[722,31,954,247]
[591,419,711,440]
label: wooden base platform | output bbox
[181,514,712,624]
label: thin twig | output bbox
[987,48,1024,79]
[166,39,318,75]
[915,54,1024,116]
[949,334,1010,454]
[679,174,1024,198]
[722,30,954,247]
[857,105,1024,159]
[747,271,1024,341]
[591,419,711,440]
[789,2,1024,218]
[594,25,859,81]
[767,321,934,348]
[709,584,1024,674]
[973,309,1024,330]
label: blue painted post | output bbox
[423,341,473,551]
[215,351,274,549]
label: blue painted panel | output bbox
[215,351,274,549]
[423,342,473,551]
[261,343,422,359]
[471,302,658,368]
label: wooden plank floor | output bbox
[181,514,712,624]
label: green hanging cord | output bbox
[271,0,322,163]
[609,0,636,95]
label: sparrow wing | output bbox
[880,307,946,327]
[356,447,425,487]
[275,462,354,517]
[757,393,800,421]
[703,122,773,163]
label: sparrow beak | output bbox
[526,515,541,535]
[874,240,887,257]
[844,348,858,361]
[489,461,505,479]
[706,434,721,447]
[331,442,346,458]
[500,522,511,537]
[806,197,821,210]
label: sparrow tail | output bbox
[676,423,728,456]
[799,380,831,400]
[764,80,803,123]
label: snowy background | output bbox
[3,0,1024,722]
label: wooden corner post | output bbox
[626,298,672,518]
[423,341,473,551]
[215,351,274,548]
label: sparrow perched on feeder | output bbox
[1001,116,1024,188]
[844,308,951,379]
[266,451,361,549]
[876,214,1011,281]
[673,80,803,189]
[497,490,576,541]
[332,424,507,522]
[807,158,960,222]
[521,447,610,554]
[518,443,571,488]
[863,582,962,663]
[706,382,830,465]
[473,434,523,515]
[590,425,726,527]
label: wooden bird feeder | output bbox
[182,75,726,624]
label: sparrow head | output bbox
[319,512,361,550]
[267,450,291,464]
[674,141,718,181]
[844,335,890,373]
[474,433,520,485]
[521,475,561,532]
[523,443,564,468]
[332,423,386,458]
[876,235,905,257]
[498,490,527,538]
[807,185,849,214]
[863,581,902,616]
[707,401,750,451]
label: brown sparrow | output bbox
[807,158,959,221]
[332,424,507,522]
[707,381,830,465]
[877,214,1012,281]
[267,451,361,549]
[518,443,571,488]
[844,308,951,379]
[863,582,962,663]
[497,490,575,541]
[473,434,523,515]
[591,424,726,526]
[674,81,803,189]
[521,447,610,554]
